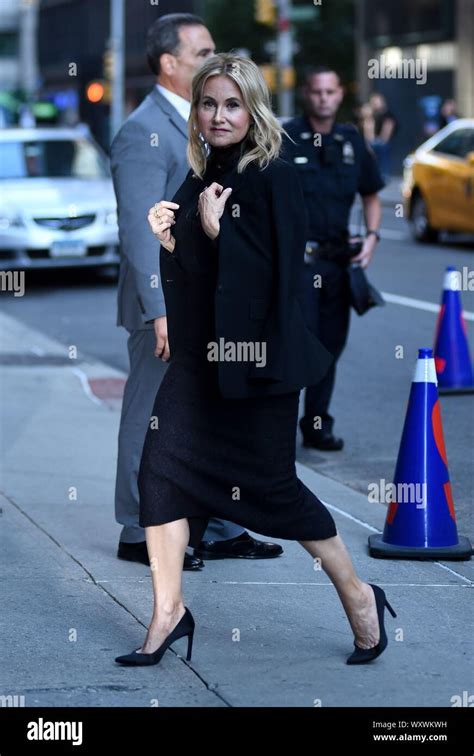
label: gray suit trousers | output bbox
[114,328,244,545]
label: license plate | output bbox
[50,240,87,258]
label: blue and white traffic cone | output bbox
[369,348,472,560]
[434,266,474,394]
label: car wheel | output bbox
[410,194,439,243]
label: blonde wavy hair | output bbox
[187,53,284,178]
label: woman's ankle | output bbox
[156,600,185,619]
[337,576,367,606]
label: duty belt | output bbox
[304,240,353,265]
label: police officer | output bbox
[283,66,384,450]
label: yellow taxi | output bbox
[402,119,474,242]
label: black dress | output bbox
[138,142,337,548]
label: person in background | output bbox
[368,92,397,181]
[355,102,375,143]
[283,66,384,451]
[439,98,459,129]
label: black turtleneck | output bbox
[205,137,249,178]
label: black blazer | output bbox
[160,155,333,399]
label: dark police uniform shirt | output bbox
[282,116,385,244]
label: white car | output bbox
[0,126,119,270]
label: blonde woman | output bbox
[115,54,396,668]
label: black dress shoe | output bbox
[193,531,283,560]
[117,541,204,571]
[299,418,344,450]
[302,433,344,451]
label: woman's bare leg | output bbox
[138,518,189,654]
[299,534,380,650]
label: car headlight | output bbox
[0,214,25,230]
[402,155,414,182]
[105,209,117,225]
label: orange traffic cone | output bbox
[369,348,472,560]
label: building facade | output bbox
[0,0,41,124]
[355,0,473,169]
[0,0,20,94]
[38,0,199,148]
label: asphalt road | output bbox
[1,203,473,541]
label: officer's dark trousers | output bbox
[298,258,351,438]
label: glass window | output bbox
[465,133,474,155]
[433,130,474,159]
[365,0,453,42]
[0,139,110,179]
[0,32,18,57]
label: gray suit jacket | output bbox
[111,87,190,331]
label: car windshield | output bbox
[432,129,474,159]
[0,138,110,179]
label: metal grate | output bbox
[33,215,96,231]
[0,354,84,366]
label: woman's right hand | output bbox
[147,201,180,253]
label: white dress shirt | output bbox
[156,84,191,123]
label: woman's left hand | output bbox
[198,182,233,240]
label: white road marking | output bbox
[382,291,474,321]
[435,562,474,584]
[319,501,379,532]
[320,496,473,586]
[71,367,103,406]
[219,582,471,587]
[295,463,473,586]
[380,228,409,240]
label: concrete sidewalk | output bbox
[0,311,472,708]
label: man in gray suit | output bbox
[112,13,283,569]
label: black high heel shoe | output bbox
[346,584,397,665]
[115,607,195,666]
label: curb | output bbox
[0,311,127,409]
